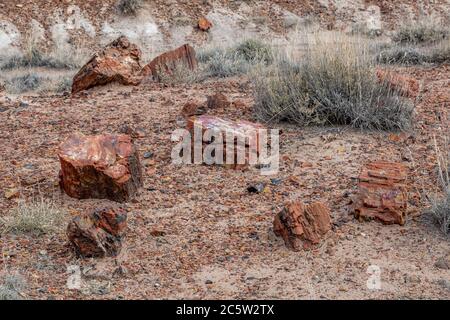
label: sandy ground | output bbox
[0,65,449,300]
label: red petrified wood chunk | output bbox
[67,207,127,257]
[58,133,143,202]
[186,115,266,169]
[72,36,143,94]
[273,201,331,251]
[375,69,419,98]
[141,44,198,80]
[207,92,230,109]
[353,161,408,225]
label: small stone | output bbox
[4,188,19,199]
[198,17,213,31]
[150,229,166,237]
[247,183,267,193]
[143,151,153,159]
[206,92,230,109]
[205,280,213,284]
[19,101,29,108]
[270,178,283,185]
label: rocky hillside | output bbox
[1,0,449,58]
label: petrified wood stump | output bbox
[58,133,142,202]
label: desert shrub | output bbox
[393,20,448,44]
[0,274,27,300]
[55,76,73,93]
[156,63,205,85]
[117,0,142,16]
[429,189,450,235]
[3,197,65,236]
[234,39,273,64]
[377,38,450,65]
[5,73,47,93]
[0,35,88,71]
[253,33,414,130]
[377,47,425,65]
[426,131,450,235]
[198,39,272,78]
[426,39,450,64]
[199,50,250,78]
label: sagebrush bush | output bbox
[5,73,47,93]
[235,39,273,64]
[197,39,272,78]
[3,197,65,236]
[393,20,448,44]
[117,0,142,16]
[0,274,27,300]
[426,132,450,235]
[156,63,205,84]
[377,47,425,65]
[253,33,414,130]
[377,38,450,65]
[430,189,450,235]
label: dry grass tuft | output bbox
[2,197,66,236]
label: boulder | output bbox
[141,44,198,80]
[353,161,408,225]
[376,69,419,98]
[198,17,212,31]
[273,201,331,251]
[58,133,143,202]
[72,36,142,94]
[186,115,266,169]
[67,207,127,257]
[207,92,230,109]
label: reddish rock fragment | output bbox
[58,133,143,203]
[207,92,230,109]
[181,101,206,118]
[67,207,127,257]
[198,17,212,31]
[186,115,266,169]
[353,161,408,225]
[72,36,143,94]
[141,44,198,80]
[376,69,419,98]
[273,201,331,251]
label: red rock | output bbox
[207,92,230,109]
[58,133,143,202]
[181,101,206,118]
[353,161,408,225]
[273,201,331,251]
[376,69,419,98]
[141,44,198,80]
[72,36,142,94]
[67,207,127,257]
[186,115,266,169]
[198,17,212,31]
